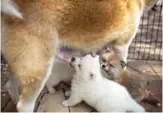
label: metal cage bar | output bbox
[128,4,162,60]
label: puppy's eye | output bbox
[109,63,115,67]
[78,64,81,69]
[102,58,107,62]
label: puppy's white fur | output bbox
[62,55,145,112]
[1,0,23,19]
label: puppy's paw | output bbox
[48,87,56,94]
[62,100,70,107]
[65,90,71,97]
[17,99,35,112]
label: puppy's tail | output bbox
[1,0,23,19]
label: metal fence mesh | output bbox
[128,4,162,60]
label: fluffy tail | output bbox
[1,0,23,19]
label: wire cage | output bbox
[128,3,162,61]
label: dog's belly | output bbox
[54,0,138,51]
[56,46,81,62]
[56,46,86,63]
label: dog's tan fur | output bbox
[1,0,157,111]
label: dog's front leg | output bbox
[114,28,140,64]
[114,11,142,64]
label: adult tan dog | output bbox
[1,0,158,112]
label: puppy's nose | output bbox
[71,57,76,62]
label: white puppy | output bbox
[62,54,145,112]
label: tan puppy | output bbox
[1,0,158,112]
[101,48,161,107]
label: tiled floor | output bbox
[128,60,162,79]
[1,60,162,112]
[36,90,94,112]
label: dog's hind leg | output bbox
[2,25,58,112]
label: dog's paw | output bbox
[48,87,56,94]
[62,100,70,107]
